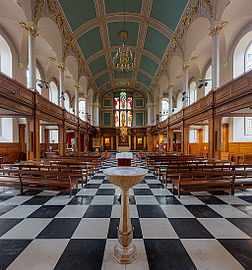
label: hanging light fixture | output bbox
[112,0,135,73]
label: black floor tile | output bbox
[233,205,252,217]
[96,189,115,195]
[55,239,105,270]
[102,179,110,184]
[0,239,32,269]
[68,195,94,205]
[237,196,252,203]
[133,189,153,195]
[85,184,100,189]
[0,205,16,216]
[137,205,166,218]
[0,218,23,237]
[28,205,64,218]
[84,205,112,218]
[92,176,105,179]
[20,189,42,195]
[22,196,52,205]
[227,218,252,237]
[148,183,164,189]
[145,176,157,179]
[196,195,228,204]
[107,218,142,239]
[219,239,252,269]
[155,195,181,205]
[209,190,229,195]
[169,218,214,239]
[185,205,222,218]
[0,196,12,202]
[144,239,196,270]
[37,218,80,239]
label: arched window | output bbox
[79,100,86,121]
[161,99,169,121]
[0,34,12,77]
[114,91,132,127]
[64,92,70,112]
[189,81,197,105]
[205,66,212,95]
[245,41,252,73]
[49,81,58,105]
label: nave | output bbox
[0,154,251,270]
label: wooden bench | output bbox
[19,169,78,197]
[233,165,252,192]
[0,164,21,189]
[172,171,235,198]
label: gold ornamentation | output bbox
[191,56,198,61]
[208,22,228,36]
[19,22,39,37]
[168,84,174,90]
[58,65,66,72]
[74,84,80,90]
[176,75,182,79]
[65,76,70,80]
[49,57,56,62]
[183,64,190,71]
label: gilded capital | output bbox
[74,84,80,90]
[208,21,228,36]
[19,22,39,37]
[183,64,190,72]
[58,65,66,72]
[168,84,174,90]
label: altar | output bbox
[116,152,133,166]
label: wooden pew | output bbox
[172,171,235,198]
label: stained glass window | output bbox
[114,91,133,127]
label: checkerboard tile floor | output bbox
[0,154,252,269]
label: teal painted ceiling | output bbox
[59,0,189,94]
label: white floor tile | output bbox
[55,205,88,218]
[0,205,40,218]
[111,205,121,218]
[209,204,251,218]
[1,218,51,239]
[99,184,115,189]
[101,253,125,270]
[7,239,69,270]
[216,195,250,205]
[198,218,250,239]
[177,195,205,205]
[126,253,149,270]
[91,196,114,205]
[134,184,150,189]
[161,205,194,218]
[135,196,158,205]
[72,218,110,239]
[44,195,72,205]
[182,239,244,270]
[77,189,97,195]
[129,205,139,218]
[151,189,172,196]
[140,218,178,239]
[37,190,59,196]
[0,196,32,205]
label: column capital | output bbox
[19,22,39,37]
[208,21,228,36]
[57,64,66,72]
[168,84,174,90]
[183,63,190,72]
[74,84,80,90]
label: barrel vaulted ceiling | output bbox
[57,0,189,96]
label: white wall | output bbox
[189,129,198,143]
[233,117,252,142]
[0,118,19,143]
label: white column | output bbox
[94,104,99,126]
[183,64,189,107]
[147,105,151,126]
[209,22,227,89]
[158,96,163,121]
[168,87,173,116]
[212,34,219,89]
[74,84,79,116]
[21,22,38,90]
[153,104,157,125]
[58,64,65,107]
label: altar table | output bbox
[116,152,133,166]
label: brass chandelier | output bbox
[112,0,135,73]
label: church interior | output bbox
[0,0,252,269]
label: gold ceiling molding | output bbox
[19,22,39,37]
[191,56,199,61]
